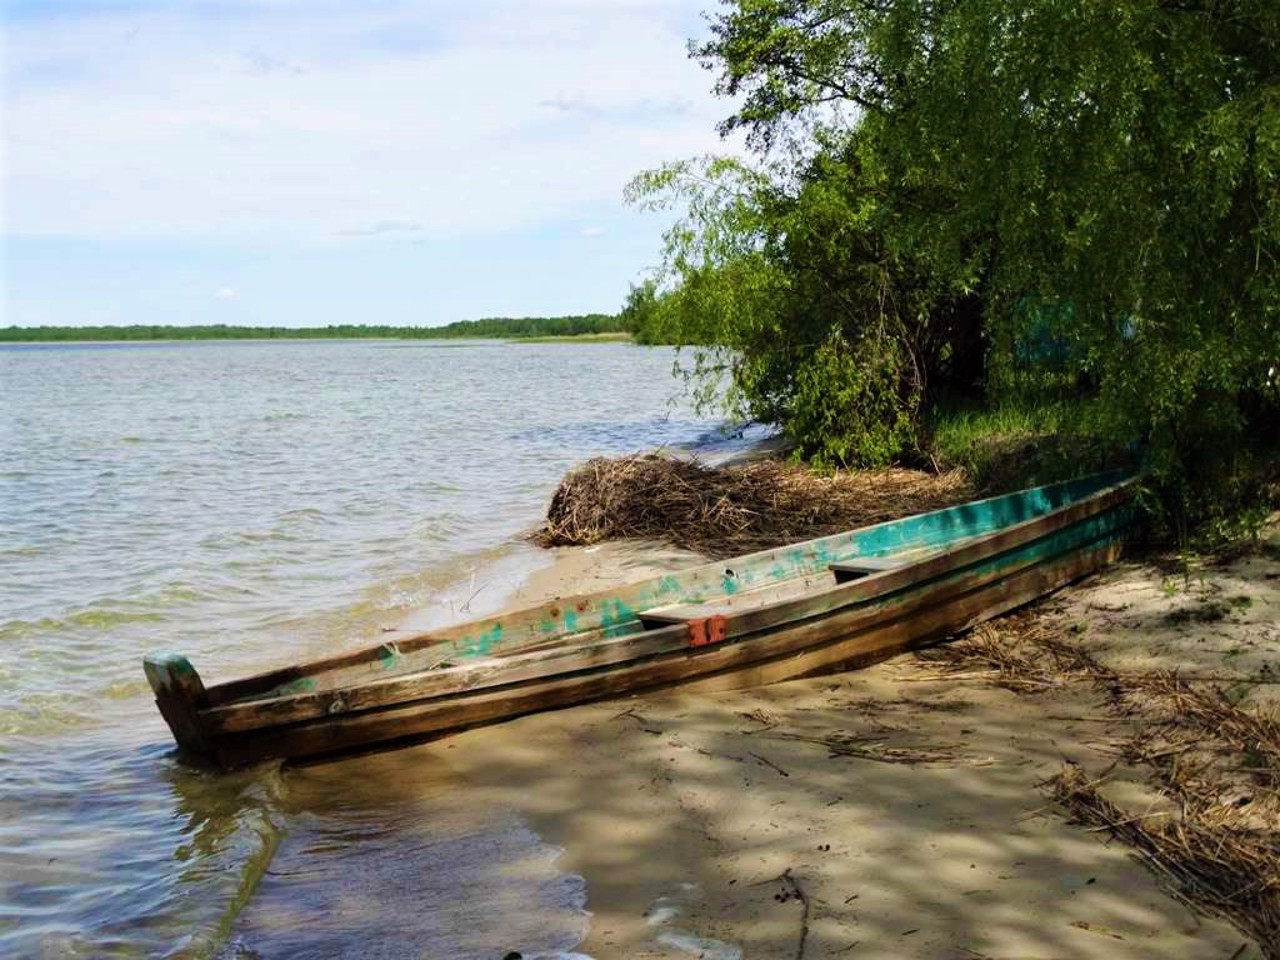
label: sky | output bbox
[1,0,738,328]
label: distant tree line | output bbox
[1,314,627,342]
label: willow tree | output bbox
[672,0,1278,527]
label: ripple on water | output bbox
[230,750,591,960]
[0,740,287,958]
[0,340,717,953]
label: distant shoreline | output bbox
[1,333,636,346]
[0,315,629,344]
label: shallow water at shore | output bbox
[0,339,733,957]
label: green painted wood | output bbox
[144,653,210,757]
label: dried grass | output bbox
[534,454,972,558]
[928,611,1280,955]
[915,611,1100,692]
[1051,764,1280,956]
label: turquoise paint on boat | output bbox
[431,470,1134,663]
[722,573,739,595]
[600,598,639,638]
[458,624,504,658]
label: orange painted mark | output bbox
[688,615,728,648]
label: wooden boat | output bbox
[146,471,1136,768]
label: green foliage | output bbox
[630,0,1280,535]
[619,280,661,343]
[626,150,986,466]
[0,315,629,342]
[927,398,1134,493]
[786,333,919,468]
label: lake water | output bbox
[0,339,738,958]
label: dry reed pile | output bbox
[926,612,1280,956]
[915,612,1099,691]
[535,454,971,558]
[1052,764,1280,956]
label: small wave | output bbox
[0,608,166,640]
[102,678,150,701]
[0,579,220,641]
[0,543,45,559]
[277,507,327,523]
[684,420,779,452]
[0,694,97,736]
[510,417,713,452]
[200,529,301,549]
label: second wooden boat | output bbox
[146,470,1135,768]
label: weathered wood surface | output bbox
[200,470,1131,706]
[144,653,211,758]
[200,538,1122,768]
[198,484,1131,736]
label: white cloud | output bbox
[580,225,607,238]
[4,2,737,244]
[214,287,238,299]
[338,219,424,237]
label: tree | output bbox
[627,145,988,466]
[658,0,1278,521]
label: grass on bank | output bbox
[927,398,1278,550]
[925,399,1127,493]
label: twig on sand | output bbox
[749,751,791,777]
[610,705,662,735]
[753,868,811,960]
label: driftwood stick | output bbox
[752,868,811,960]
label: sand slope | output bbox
[411,537,1278,959]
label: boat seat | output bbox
[638,601,735,628]
[828,557,903,583]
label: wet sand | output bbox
[398,535,1276,959]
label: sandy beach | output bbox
[336,530,1279,959]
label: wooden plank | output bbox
[144,653,211,757]
[203,539,1121,767]
[639,598,802,627]
[198,490,1132,737]
[198,471,1134,705]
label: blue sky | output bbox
[2,0,736,327]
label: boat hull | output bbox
[200,540,1118,768]
[145,474,1133,768]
